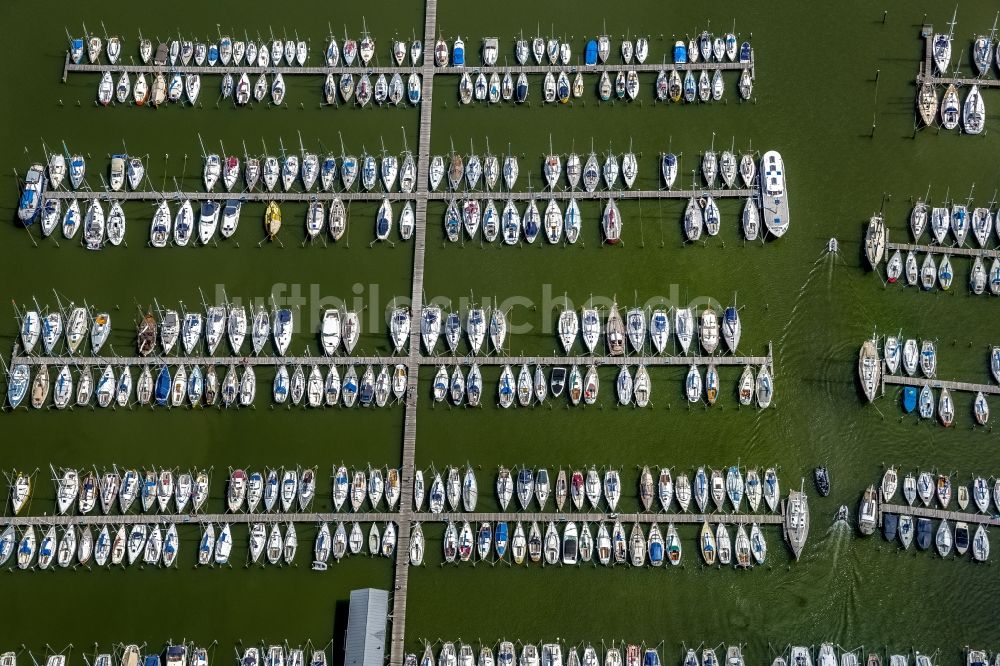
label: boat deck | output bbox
[882,373,1000,396]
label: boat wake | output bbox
[776,249,829,355]
[824,516,853,568]
[825,245,843,288]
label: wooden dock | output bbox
[885,240,1000,260]
[427,188,755,201]
[435,61,750,75]
[8,348,773,370]
[410,510,783,525]
[40,186,752,205]
[879,502,1000,527]
[4,510,398,528]
[62,55,753,80]
[4,507,785,529]
[883,374,1000,396]
[64,60,424,77]
[10,354,398,367]
[42,190,423,203]
[47,10,774,666]
[916,27,1000,89]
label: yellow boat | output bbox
[264,201,281,239]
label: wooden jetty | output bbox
[62,52,754,84]
[885,240,1000,260]
[64,57,423,79]
[427,188,755,201]
[916,27,1000,89]
[42,190,426,204]
[8,346,773,370]
[40,187,754,205]
[883,373,1000,396]
[418,351,771,367]
[4,508,786,529]
[435,61,750,76]
[879,501,1000,528]
[410,510,784,525]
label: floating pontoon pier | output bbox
[4,508,788,529]
[885,241,1000,261]
[882,374,1000,397]
[879,502,1000,528]
[38,187,755,204]
[9,348,773,369]
[916,26,1000,90]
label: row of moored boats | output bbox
[435,516,768,567]
[859,484,990,562]
[96,69,424,108]
[409,643,964,666]
[71,26,422,69]
[0,644,231,666]
[555,301,746,355]
[859,335,994,426]
[454,67,750,105]
[437,31,752,68]
[422,465,782,514]
[8,465,339,517]
[430,361,772,408]
[22,143,754,201]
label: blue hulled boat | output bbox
[584,40,598,66]
[495,521,508,558]
[673,41,688,64]
[154,366,171,405]
[902,386,917,413]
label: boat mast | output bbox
[337,131,347,163]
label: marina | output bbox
[4,0,1000,660]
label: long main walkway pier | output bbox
[390,0,439,661]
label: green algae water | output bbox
[1,0,1000,661]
